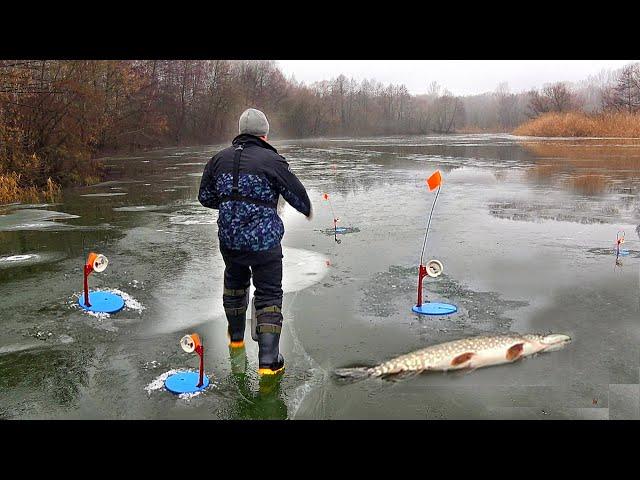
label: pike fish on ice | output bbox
[334,333,571,381]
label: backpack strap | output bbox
[231,144,243,196]
[219,143,278,208]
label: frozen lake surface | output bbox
[1,134,639,419]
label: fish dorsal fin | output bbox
[506,343,524,361]
[451,352,474,366]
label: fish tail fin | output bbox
[332,367,374,384]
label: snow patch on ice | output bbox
[105,288,145,313]
[70,288,144,318]
[144,368,214,399]
[0,254,38,263]
[145,369,180,394]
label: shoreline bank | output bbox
[3,127,640,206]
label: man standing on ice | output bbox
[198,108,312,375]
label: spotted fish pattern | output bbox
[334,333,571,381]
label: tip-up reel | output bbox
[78,252,125,313]
[322,193,349,243]
[88,252,108,273]
[413,257,456,316]
[425,259,443,278]
[412,170,457,316]
[180,333,201,353]
[165,333,209,394]
[616,230,629,257]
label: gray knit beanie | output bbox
[238,108,269,137]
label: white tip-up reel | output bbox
[180,334,199,353]
[92,254,108,273]
[165,333,207,394]
[79,252,123,313]
[425,259,443,278]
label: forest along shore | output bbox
[1,60,640,204]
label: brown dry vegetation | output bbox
[0,60,471,204]
[0,172,61,204]
[514,112,640,138]
[1,61,639,204]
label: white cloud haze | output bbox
[277,60,634,96]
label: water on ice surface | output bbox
[0,209,80,231]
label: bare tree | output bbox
[526,82,578,117]
[545,83,576,112]
[603,64,640,113]
[495,82,519,128]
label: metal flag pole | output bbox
[413,170,457,316]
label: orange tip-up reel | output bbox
[180,333,205,388]
[83,252,108,307]
[78,251,124,314]
[164,333,210,394]
[180,333,202,353]
[86,252,108,273]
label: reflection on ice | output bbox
[0,209,80,231]
[0,254,37,262]
[80,192,128,197]
[169,215,216,225]
[0,334,74,356]
[0,252,66,269]
[165,205,218,225]
[149,247,329,335]
[488,194,638,225]
[113,205,165,212]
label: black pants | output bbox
[220,244,284,320]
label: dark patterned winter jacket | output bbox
[198,134,311,252]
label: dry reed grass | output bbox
[514,112,640,138]
[0,172,61,205]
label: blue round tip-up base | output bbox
[412,302,458,316]
[78,291,125,314]
[335,227,348,234]
[165,371,209,394]
[618,249,630,256]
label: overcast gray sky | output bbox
[277,60,634,96]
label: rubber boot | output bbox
[257,332,285,375]
[224,289,249,348]
[227,314,246,348]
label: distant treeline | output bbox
[1,60,639,203]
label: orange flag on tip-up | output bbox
[323,193,329,200]
[426,170,442,191]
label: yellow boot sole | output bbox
[258,366,285,376]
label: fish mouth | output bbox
[540,334,571,351]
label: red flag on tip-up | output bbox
[323,193,329,200]
[426,170,442,191]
